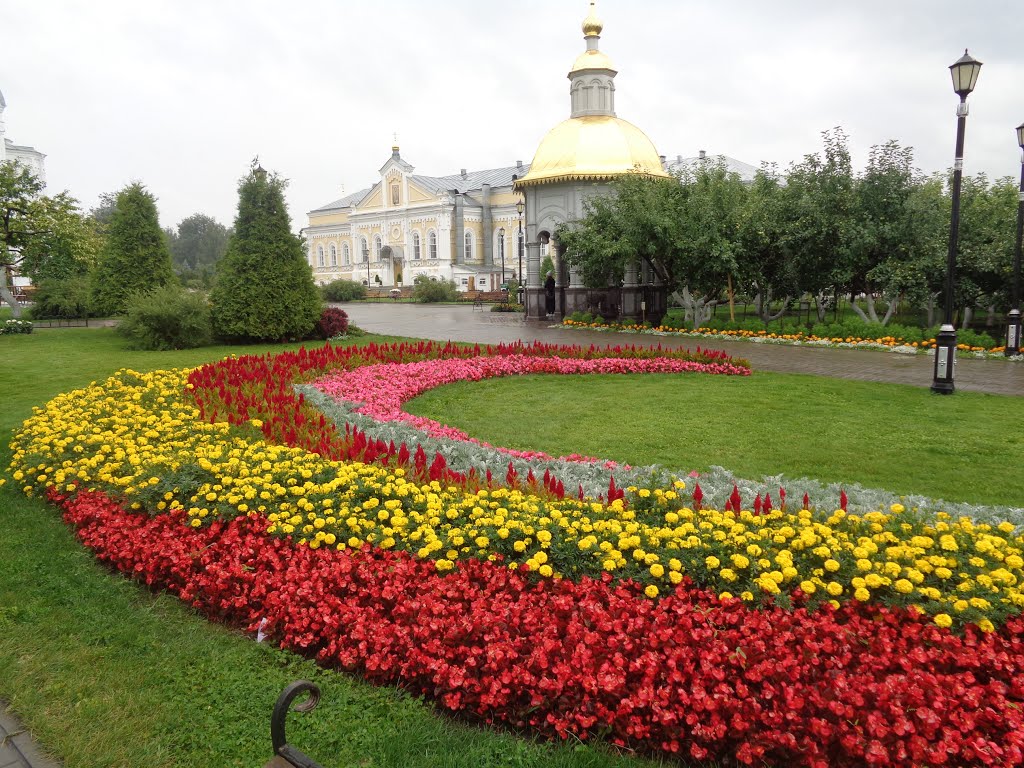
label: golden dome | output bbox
[516,115,668,188]
[570,48,615,74]
[582,1,602,37]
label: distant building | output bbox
[0,88,46,185]
[666,150,759,183]
[303,152,529,292]
[1,88,46,300]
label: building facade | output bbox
[303,149,535,293]
[0,89,46,184]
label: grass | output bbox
[0,328,663,768]
[405,372,1024,508]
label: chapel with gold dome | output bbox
[516,1,669,321]
[301,1,672,321]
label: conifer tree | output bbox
[91,183,176,315]
[210,163,321,341]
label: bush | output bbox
[957,328,998,350]
[1,318,33,335]
[116,285,212,350]
[316,307,349,339]
[490,303,523,313]
[28,277,95,320]
[411,275,459,303]
[322,279,366,302]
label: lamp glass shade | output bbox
[516,199,525,215]
[949,50,982,97]
[1017,122,1024,150]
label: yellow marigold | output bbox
[644,584,659,598]
[977,619,995,633]
[894,579,914,594]
[933,613,953,628]
[854,587,870,602]
[649,563,665,579]
[826,582,843,597]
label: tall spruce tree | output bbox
[211,164,320,341]
[91,183,176,315]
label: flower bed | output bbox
[560,318,1016,359]
[9,340,1024,766]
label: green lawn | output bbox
[406,372,1024,508]
[0,329,660,768]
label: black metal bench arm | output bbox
[268,680,325,768]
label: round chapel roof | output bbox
[516,115,667,188]
[515,2,666,189]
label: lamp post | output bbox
[363,247,370,289]
[1006,122,1024,356]
[932,49,982,395]
[516,196,525,306]
[498,227,506,290]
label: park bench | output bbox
[263,681,325,768]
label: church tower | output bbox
[515,2,668,321]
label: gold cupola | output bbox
[516,1,667,188]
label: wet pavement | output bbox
[340,302,1024,397]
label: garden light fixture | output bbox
[932,50,981,394]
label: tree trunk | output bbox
[676,286,717,330]
[814,292,830,323]
[925,294,938,327]
[849,291,870,322]
[0,272,23,319]
[727,273,735,322]
[986,304,996,327]
[753,284,788,323]
[960,305,973,330]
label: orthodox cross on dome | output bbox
[582,1,603,38]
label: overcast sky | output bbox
[4,0,1023,234]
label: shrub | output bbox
[321,279,366,302]
[116,285,212,350]
[1,318,33,334]
[490,303,523,313]
[957,328,998,349]
[411,275,459,303]
[316,307,349,339]
[28,277,95,320]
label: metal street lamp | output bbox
[1005,122,1024,356]
[498,227,506,290]
[516,196,525,306]
[932,49,982,394]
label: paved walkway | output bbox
[0,707,59,768]
[342,302,1024,397]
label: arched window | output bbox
[329,243,337,266]
[374,235,382,261]
[497,228,505,267]
[360,237,369,262]
[413,231,422,260]
[317,244,325,268]
[428,230,437,260]
[342,243,350,266]
[391,183,400,206]
[464,231,473,261]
